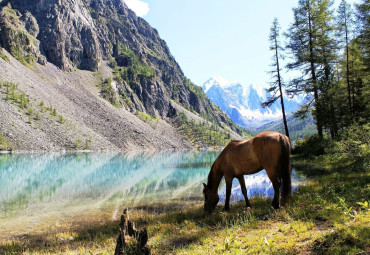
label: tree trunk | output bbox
[308,2,323,139]
[274,35,290,139]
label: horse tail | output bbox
[280,134,291,205]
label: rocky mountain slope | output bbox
[202,76,301,129]
[0,0,244,151]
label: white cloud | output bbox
[123,0,149,17]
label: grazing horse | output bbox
[203,131,291,213]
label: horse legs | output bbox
[266,169,281,209]
[237,176,251,208]
[223,177,233,212]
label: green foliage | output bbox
[59,115,65,124]
[20,93,27,108]
[283,0,369,140]
[257,113,316,144]
[0,81,65,128]
[75,139,81,149]
[40,101,45,112]
[115,44,155,78]
[326,123,370,171]
[51,107,57,116]
[85,138,91,150]
[293,134,331,156]
[137,111,159,126]
[0,4,38,66]
[0,47,10,62]
[294,122,369,171]
[264,17,290,138]
[175,111,233,148]
[99,77,120,107]
[0,81,32,112]
[0,134,9,151]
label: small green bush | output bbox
[0,134,8,150]
[292,134,331,156]
[59,115,65,124]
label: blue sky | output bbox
[123,0,359,88]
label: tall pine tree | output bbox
[286,0,337,139]
[354,0,370,122]
[262,18,290,139]
[337,0,354,115]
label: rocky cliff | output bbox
[0,0,244,151]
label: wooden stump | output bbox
[114,208,151,255]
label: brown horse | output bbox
[203,131,291,213]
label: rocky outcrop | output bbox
[0,0,101,71]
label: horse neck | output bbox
[207,165,223,192]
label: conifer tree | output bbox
[285,0,336,139]
[262,18,290,138]
[355,0,370,73]
[354,0,370,121]
[337,0,354,115]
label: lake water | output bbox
[0,151,304,237]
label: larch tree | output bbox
[337,0,354,116]
[354,0,370,122]
[285,0,337,139]
[262,18,290,139]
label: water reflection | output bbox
[0,152,218,220]
[219,169,305,203]
[0,151,304,236]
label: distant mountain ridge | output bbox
[202,76,301,129]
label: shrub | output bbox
[292,134,331,156]
[59,115,65,124]
[0,135,8,150]
[327,123,370,171]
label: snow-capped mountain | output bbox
[202,76,301,129]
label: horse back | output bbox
[252,131,289,169]
[215,131,289,176]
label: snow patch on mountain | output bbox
[202,76,302,129]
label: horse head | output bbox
[203,183,219,213]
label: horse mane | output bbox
[207,162,216,190]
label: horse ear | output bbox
[203,183,207,189]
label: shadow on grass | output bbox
[310,225,370,254]
[0,219,119,254]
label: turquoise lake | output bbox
[0,151,304,238]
